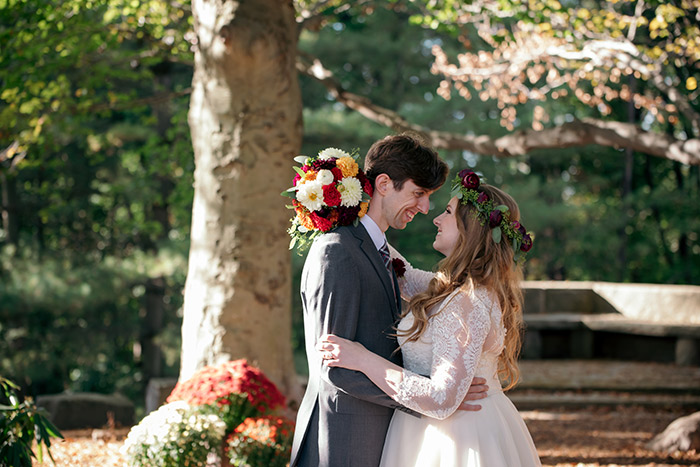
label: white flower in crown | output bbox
[318,147,351,160]
[296,180,325,211]
[316,169,335,186]
[338,177,363,207]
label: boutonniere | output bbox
[391,258,406,278]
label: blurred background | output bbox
[1,0,698,420]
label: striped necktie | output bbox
[379,241,393,276]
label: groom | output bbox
[290,134,488,467]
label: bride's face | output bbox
[432,197,460,256]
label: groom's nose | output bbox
[417,196,430,214]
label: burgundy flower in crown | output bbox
[459,169,480,190]
[477,192,489,204]
[391,258,406,278]
[488,209,503,228]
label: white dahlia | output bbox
[338,177,363,207]
[296,180,325,211]
[318,147,351,160]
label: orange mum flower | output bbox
[336,157,359,178]
[358,201,369,218]
[295,206,315,230]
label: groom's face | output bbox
[383,179,435,230]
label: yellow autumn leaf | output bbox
[577,8,591,19]
[687,77,698,91]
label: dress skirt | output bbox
[379,391,541,467]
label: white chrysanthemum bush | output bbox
[121,401,226,467]
[121,360,293,467]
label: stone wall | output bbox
[523,281,700,323]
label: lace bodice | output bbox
[389,246,505,420]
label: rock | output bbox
[647,411,700,452]
[145,377,178,414]
[36,392,134,430]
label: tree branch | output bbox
[297,52,700,165]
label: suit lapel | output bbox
[351,225,398,316]
[390,269,402,321]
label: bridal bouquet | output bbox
[282,147,373,251]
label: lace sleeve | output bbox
[387,245,434,300]
[392,290,492,419]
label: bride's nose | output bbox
[433,215,441,226]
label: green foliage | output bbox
[0,243,187,403]
[0,377,63,467]
[2,0,698,392]
[1,0,195,409]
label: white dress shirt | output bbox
[360,214,387,251]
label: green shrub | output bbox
[0,377,63,467]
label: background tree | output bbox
[179,0,302,398]
[1,0,697,413]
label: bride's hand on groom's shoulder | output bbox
[317,334,367,371]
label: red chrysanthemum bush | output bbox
[166,360,286,433]
[224,415,295,467]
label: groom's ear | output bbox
[374,173,392,196]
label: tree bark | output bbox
[181,0,303,401]
[0,170,19,247]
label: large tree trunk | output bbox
[181,0,302,401]
[0,170,19,247]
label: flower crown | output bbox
[450,169,533,263]
[282,147,373,251]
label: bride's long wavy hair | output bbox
[398,184,524,390]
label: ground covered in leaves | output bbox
[33,406,699,467]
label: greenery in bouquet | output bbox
[0,377,63,467]
[224,415,295,467]
[121,400,226,467]
[282,147,373,251]
[166,359,286,433]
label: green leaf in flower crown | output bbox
[495,204,509,212]
[492,227,502,244]
[294,156,308,164]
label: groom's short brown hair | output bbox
[364,133,448,191]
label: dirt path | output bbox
[32,406,699,467]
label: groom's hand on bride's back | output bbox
[458,377,488,411]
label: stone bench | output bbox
[523,313,700,366]
[36,392,134,430]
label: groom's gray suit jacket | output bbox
[290,223,416,467]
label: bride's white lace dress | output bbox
[380,248,541,467]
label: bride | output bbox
[318,171,541,467]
